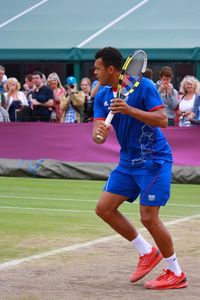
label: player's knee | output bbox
[140,214,156,229]
[140,206,160,230]
[95,205,101,217]
[95,204,111,220]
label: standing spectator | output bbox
[0,91,6,108]
[187,94,200,125]
[143,68,155,85]
[4,77,28,121]
[157,66,179,126]
[42,73,47,85]
[29,71,54,122]
[178,75,200,127]
[23,74,35,99]
[0,65,6,93]
[47,72,66,122]
[80,77,93,122]
[91,80,104,98]
[60,76,85,123]
[0,91,10,122]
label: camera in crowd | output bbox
[65,76,78,93]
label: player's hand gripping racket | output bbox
[97,49,147,140]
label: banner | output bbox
[0,123,199,166]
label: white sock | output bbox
[131,234,152,256]
[164,253,182,276]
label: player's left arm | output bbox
[110,80,168,128]
[127,105,167,128]
[130,82,168,128]
[109,99,167,128]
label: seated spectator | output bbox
[178,75,200,127]
[29,71,54,122]
[47,72,66,122]
[80,77,94,122]
[60,76,85,123]
[187,94,200,125]
[4,77,28,122]
[156,66,179,126]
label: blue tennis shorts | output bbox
[104,161,172,206]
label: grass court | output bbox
[0,176,199,264]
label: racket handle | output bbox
[96,112,114,140]
[104,111,114,125]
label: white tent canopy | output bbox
[0,0,199,60]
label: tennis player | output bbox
[92,47,187,290]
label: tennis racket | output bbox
[97,49,147,140]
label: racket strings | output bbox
[120,73,140,97]
[126,56,145,76]
[119,52,146,98]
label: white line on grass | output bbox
[0,206,94,214]
[0,213,199,270]
[0,205,183,218]
[0,0,48,29]
[0,195,95,203]
[0,195,199,207]
[77,0,149,47]
[0,206,198,219]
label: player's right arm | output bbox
[92,88,111,144]
[92,119,110,144]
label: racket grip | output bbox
[104,111,114,125]
[96,112,114,140]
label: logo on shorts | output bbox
[148,194,155,201]
[104,101,109,106]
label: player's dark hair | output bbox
[95,47,123,71]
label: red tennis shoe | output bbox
[130,247,163,282]
[144,269,188,289]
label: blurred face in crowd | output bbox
[184,81,195,94]
[48,80,58,90]
[32,74,43,88]
[80,79,91,94]
[160,76,171,85]
[6,78,20,92]
[25,77,34,89]
[8,81,17,92]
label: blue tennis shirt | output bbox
[94,77,173,167]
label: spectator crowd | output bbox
[0,64,200,126]
[0,66,96,124]
[144,66,200,126]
